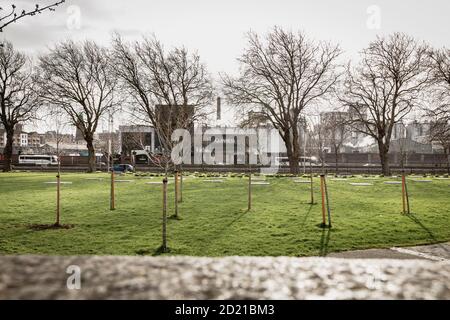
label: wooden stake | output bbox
[162,178,168,252]
[248,171,252,211]
[310,161,314,204]
[403,174,410,214]
[323,175,332,227]
[179,170,183,203]
[402,174,406,214]
[110,168,115,210]
[56,173,60,226]
[174,170,179,217]
[320,174,326,226]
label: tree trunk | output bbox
[309,161,314,204]
[2,128,14,172]
[444,148,449,175]
[86,137,96,173]
[174,170,179,217]
[378,141,391,176]
[248,169,252,211]
[335,149,339,173]
[179,169,183,203]
[110,169,115,210]
[162,177,168,252]
[55,173,61,226]
[286,131,300,174]
[400,152,404,171]
[288,153,300,174]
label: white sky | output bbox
[2,0,450,133]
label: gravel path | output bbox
[1,255,449,299]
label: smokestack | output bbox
[216,97,221,121]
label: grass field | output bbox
[0,172,449,256]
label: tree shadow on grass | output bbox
[138,208,250,257]
[28,224,74,231]
[168,214,183,220]
[140,204,266,256]
[199,210,248,244]
[406,213,449,253]
[300,204,314,227]
[136,245,170,256]
[407,213,438,242]
[319,227,331,256]
[190,209,249,254]
[226,209,248,228]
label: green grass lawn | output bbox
[0,172,449,256]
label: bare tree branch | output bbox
[0,41,41,171]
[0,1,66,32]
[339,33,431,175]
[222,26,342,173]
[321,111,349,171]
[112,33,214,173]
[427,47,450,121]
[37,40,118,172]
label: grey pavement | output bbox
[1,255,449,299]
[327,248,429,259]
[328,242,450,260]
[403,243,450,259]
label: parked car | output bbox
[113,164,135,173]
[274,156,325,167]
[363,163,378,167]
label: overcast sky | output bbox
[2,0,450,132]
[5,0,450,72]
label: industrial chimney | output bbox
[216,97,221,121]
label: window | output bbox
[20,134,28,146]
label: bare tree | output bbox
[239,110,270,128]
[428,47,450,109]
[37,40,118,173]
[44,105,69,226]
[44,105,69,168]
[112,34,214,174]
[309,120,327,170]
[321,112,349,172]
[222,27,342,174]
[0,41,40,172]
[0,1,65,32]
[428,116,450,173]
[427,47,450,173]
[427,47,450,121]
[340,33,431,175]
[121,131,148,154]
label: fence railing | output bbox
[4,163,449,174]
